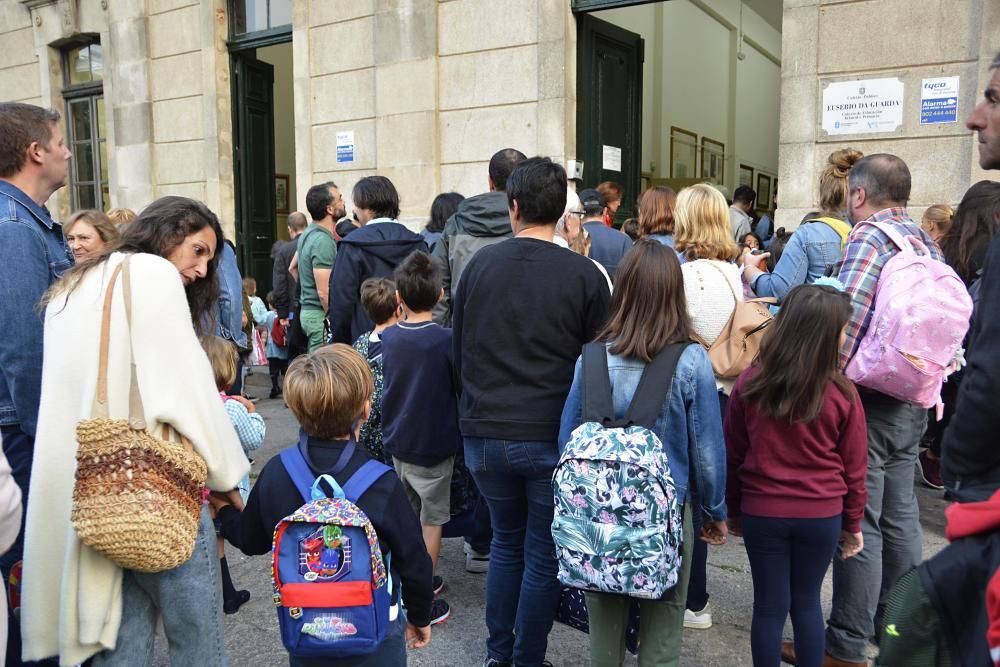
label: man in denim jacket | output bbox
[0,102,73,665]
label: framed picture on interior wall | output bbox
[275,174,290,214]
[739,164,754,189]
[700,137,725,183]
[670,127,698,179]
[756,173,772,213]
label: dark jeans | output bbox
[467,494,493,554]
[743,514,841,667]
[268,357,288,392]
[289,615,406,667]
[464,438,561,667]
[826,392,925,663]
[0,425,57,667]
[230,351,247,396]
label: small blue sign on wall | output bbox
[921,77,960,125]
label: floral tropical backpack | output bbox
[273,438,395,659]
[552,342,686,600]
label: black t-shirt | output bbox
[452,237,611,441]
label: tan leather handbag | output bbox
[691,261,775,379]
[71,257,208,572]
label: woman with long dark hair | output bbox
[559,239,728,666]
[424,191,464,251]
[22,197,249,665]
[725,284,868,667]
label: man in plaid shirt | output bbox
[803,155,941,667]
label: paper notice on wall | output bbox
[336,131,355,163]
[822,78,904,135]
[920,76,959,125]
[602,145,622,172]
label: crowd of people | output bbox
[1,53,1000,667]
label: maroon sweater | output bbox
[724,367,869,533]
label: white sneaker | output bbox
[463,542,490,574]
[684,604,712,629]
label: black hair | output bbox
[488,148,527,191]
[265,290,276,308]
[393,250,441,312]
[848,154,911,207]
[506,156,568,225]
[306,181,338,221]
[353,176,400,220]
[427,192,464,233]
[733,185,756,205]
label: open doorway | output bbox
[231,40,295,295]
[575,0,782,226]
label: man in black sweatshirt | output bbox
[214,345,434,665]
[453,157,611,667]
[942,51,1000,502]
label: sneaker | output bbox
[481,659,512,667]
[223,589,251,615]
[430,598,451,625]
[918,449,944,490]
[684,603,712,629]
[433,575,445,596]
[464,542,490,574]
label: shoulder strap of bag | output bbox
[624,343,689,429]
[582,341,615,424]
[280,446,317,502]
[865,219,912,253]
[699,260,741,301]
[91,262,125,419]
[342,460,392,504]
[810,217,852,248]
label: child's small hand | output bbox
[406,623,431,649]
[209,489,244,514]
[230,395,256,413]
[840,530,863,559]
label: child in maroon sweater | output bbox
[724,283,868,667]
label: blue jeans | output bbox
[826,392,925,663]
[289,615,406,667]
[91,506,227,666]
[464,438,561,667]
[743,514,841,667]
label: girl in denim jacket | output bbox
[558,239,728,667]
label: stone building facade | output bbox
[0,0,998,246]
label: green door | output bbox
[233,54,276,294]
[576,14,644,225]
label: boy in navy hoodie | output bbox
[381,251,461,625]
[213,345,434,665]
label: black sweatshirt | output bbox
[453,237,611,441]
[381,321,462,466]
[218,437,433,627]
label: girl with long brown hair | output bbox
[724,283,868,667]
[559,239,728,665]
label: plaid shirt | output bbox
[835,207,943,368]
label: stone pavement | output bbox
[156,371,950,666]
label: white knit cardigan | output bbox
[21,252,250,665]
[681,258,743,346]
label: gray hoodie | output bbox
[432,191,512,325]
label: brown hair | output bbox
[922,204,954,236]
[199,335,238,391]
[596,181,623,204]
[360,277,398,325]
[106,208,137,227]
[65,210,122,248]
[596,239,691,362]
[940,181,1000,283]
[242,276,257,296]
[740,284,855,423]
[819,148,863,216]
[674,184,739,262]
[0,103,60,177]
[638,186,677,237]
[285,345,373,439]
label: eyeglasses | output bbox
[567,211,585,218]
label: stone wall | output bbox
[777,0,1000,230]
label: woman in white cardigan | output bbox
[21,197,250,666]
[673,183,742,633]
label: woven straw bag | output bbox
[691,261,776,379]
[71,257,208,573]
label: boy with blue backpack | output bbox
[212,344,433,665]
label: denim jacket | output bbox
[752,221,845,300]
[214,243,247,349]
[558,343,727,522]
[0,181,74,436]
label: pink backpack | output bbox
[845,220,972,409]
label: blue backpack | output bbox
[273,437,395,658]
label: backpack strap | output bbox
[341,460,392,504]
[280,446,317,502]
[623,343,689,428]
[865,219,914,253]
[809,217,852,248]
[582,341,615,424]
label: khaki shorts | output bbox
[392,456,454,526]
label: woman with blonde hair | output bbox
[744,148,863,301]
[921,203,954,243]
[673,183,741,632]
[64,209,121,261]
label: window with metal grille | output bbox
[63,40,107,211]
